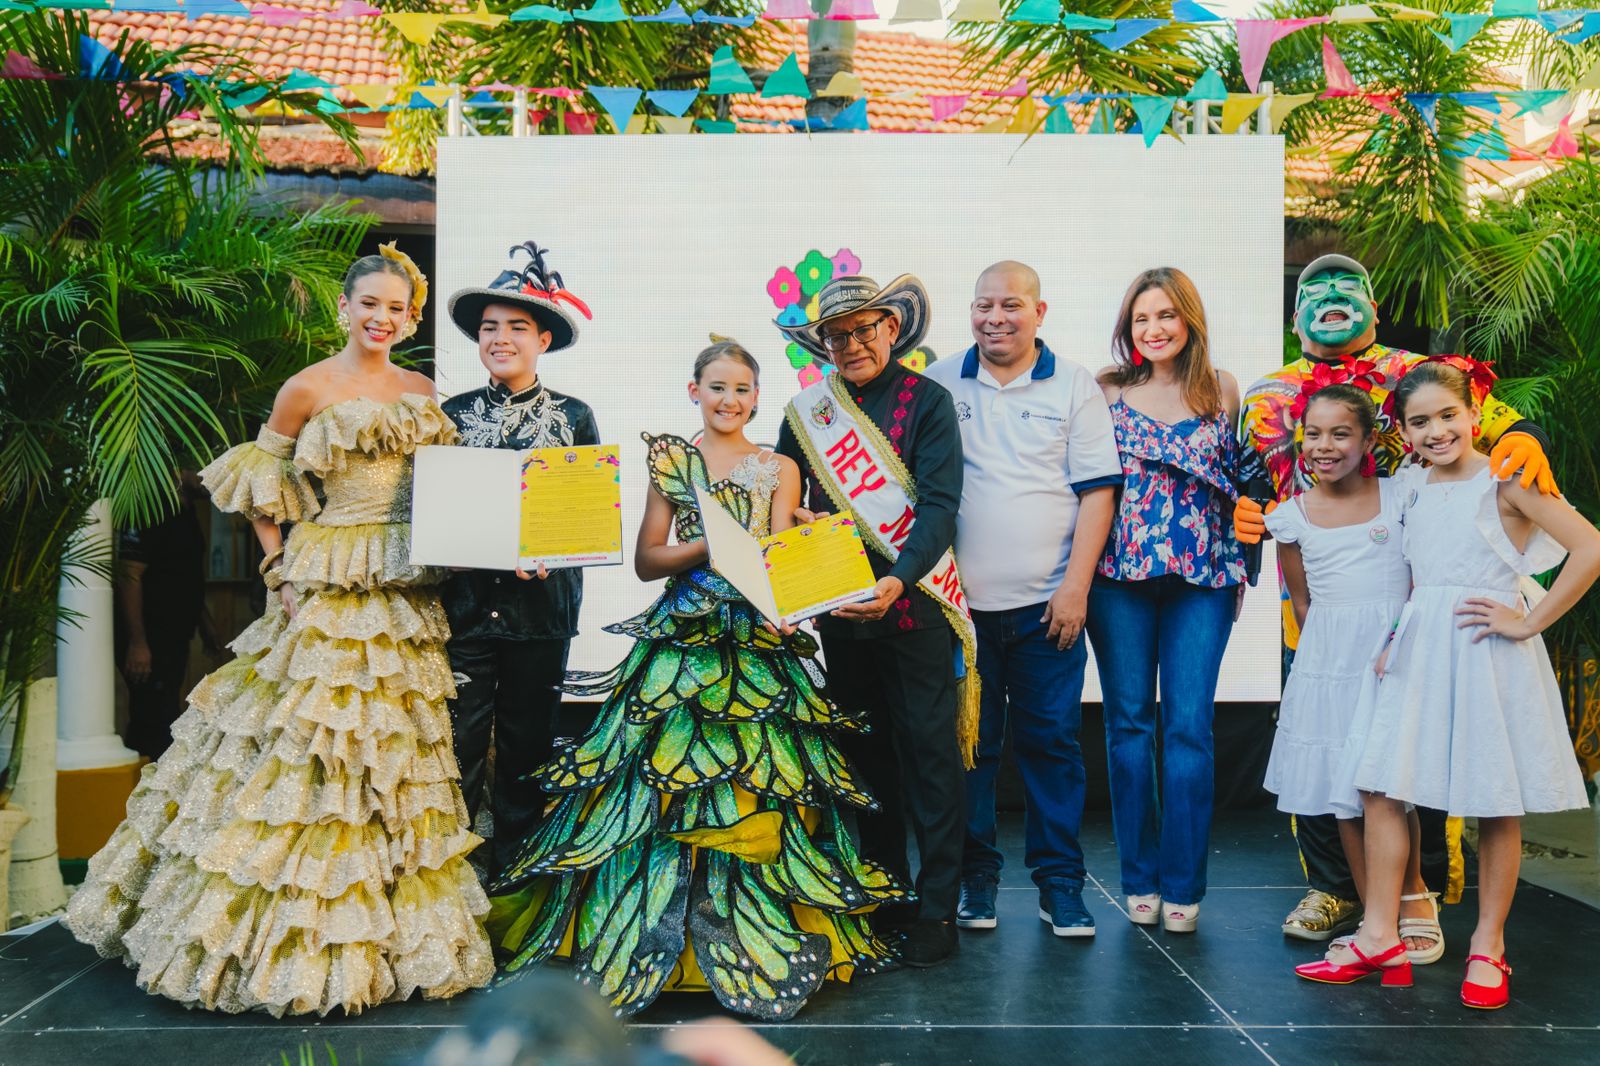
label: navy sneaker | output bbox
[957,874,999,929]
[1039,879,1095,938]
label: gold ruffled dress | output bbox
[64,394,494,1016]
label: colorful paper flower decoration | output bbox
[776,303,808,327]
[785,342,812,369]
[798,363,824,387]
[767,266,802,310]
[796,249,834,296]
[831,247,861,276]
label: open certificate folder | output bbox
[409,444,623,570]
[694,486,877,627]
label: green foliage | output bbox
[0,10,373,799]
[276,1041,357,1066]
[953,1,1206,127]
[1455,155,1600,654]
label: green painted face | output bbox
[1295,270,1375,348]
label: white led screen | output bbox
[436,134,1285,701]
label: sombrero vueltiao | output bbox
[447,241,591,352]
[777,274,930,360]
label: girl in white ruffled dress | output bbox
[1264,385,1441,965]
[1305,361,1600,1008]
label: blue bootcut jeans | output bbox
[962,602,1090,890]
[1084,574,1236,906]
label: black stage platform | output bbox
[4,811,1597,1066]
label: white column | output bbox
[55,499,137,770]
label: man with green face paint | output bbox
[1234,253,1559,947]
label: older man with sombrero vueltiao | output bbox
[776,274,974,968]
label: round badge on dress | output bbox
[1369,524,1390,545]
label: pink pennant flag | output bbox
[1320,36,1359,98]
[331,0,383,17]
[3,50,60,79]
[1236,18,1326,92]
[1365,93,1399,117]
[252,5,309,26]
[762,0,816,18]
[827,0,878,17]
[564,112,597,135]
[982,77,1028,97]
[537,86,579,99]
[1548,115,1579,159]
[928,94,969,121]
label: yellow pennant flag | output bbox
[977,113,1009,133]
[1269,91,1317,133]
[890,0,944,20]
[656,116,696,134]
[347,83,394,111]
[1329,4,1382,21]
[452,1,506,27]
[819,71,866,98]
[416,85,455,107]
[1579,56,1600,91]
[1006,96,1037,133]
[1220,93,1264,133]
[384,12,450,45]
[949,0,1003,21]
[1374,2,1440,19]
[625,114,650,134]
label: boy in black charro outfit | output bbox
[440,242,599,879]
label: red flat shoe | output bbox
[1461,954,1512,1010]
[1295,940,1413,988]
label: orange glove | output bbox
[1233,496,1277,544]
[1489,431,1559,496]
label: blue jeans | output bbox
[1084,576,1236,906]
[963,603,1089,889]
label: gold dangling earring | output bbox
[336,308,351,334]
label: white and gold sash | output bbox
[784,372,980,768]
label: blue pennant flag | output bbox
[183,0,249,17]
[78,34,125,80]
[693,10,758,25]
[646,88,700,116]
[1446,122,1510,160]
[1404,93,1439,132]
[1557,12,1600,42]
[588,86,643,131]
[1171,0,1222,21]
[635,1,693,22]
[1451,91,1503,114]
[831,98,870,130]
[1092,18,1168,52]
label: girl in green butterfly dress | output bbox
[486,340,906,1021]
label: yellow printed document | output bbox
[695,487,876,626]
[409,444,622,570]
[519,445,623,568]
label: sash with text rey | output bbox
[784,372,980,768]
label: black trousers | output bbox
[824,626,965,922]
[121,632,192,760]
[446,637,567,877]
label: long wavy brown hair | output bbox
[1102,267,1222,418]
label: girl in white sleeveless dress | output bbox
[1308,362,1599,1009]
[1266,386,1440,965]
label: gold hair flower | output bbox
[379,240,428,322]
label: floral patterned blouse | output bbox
[1097,400,1246,588]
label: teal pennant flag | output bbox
[707,46,757,94]
[762,52,812,98]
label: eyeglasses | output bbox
[1298,275,1372,304]
[820,314,892,353]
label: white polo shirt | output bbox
[923,341,1122,612]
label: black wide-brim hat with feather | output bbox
[447,241,591,351]
[776,273,930,360]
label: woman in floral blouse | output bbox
[1084,267,1245,935]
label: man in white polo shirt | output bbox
[923,261,1122,938]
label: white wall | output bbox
[436,134,1284,700]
